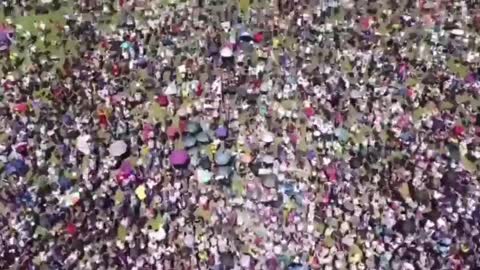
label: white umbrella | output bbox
[451,29,464,36]
[61,191,80,207]
[261,132,274,143]
[262,155,275,164]
[196,169,213,184]
[109,140,128,157]
[423,1,436,9]
[149,227,166,241]
[76,135,91,155]
[220,46,233,58]
[164,81,178,96]
[177,107,188,117]
[240,254,251,268]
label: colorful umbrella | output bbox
[262,132,275,143]
[262,155,275,164]
[183,135,197,148]
[215,151,232,165]
[196,168,213,183]
[167,126,179,139]
[5,159,29,176]
[156,95,169,107]
[109,140,128,156]
[220,46,233,58]
[169,150,190,166]
[187,121,201,134]
[76,134,91,155]
[215,126,228,139]
[261,174,278,188]
[196,131,211,144]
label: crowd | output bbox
[0,0,480,269]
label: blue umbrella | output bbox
[5,159,29,176]
[307,150,316,160]
[187,121,201,134]
[183,135,197,148]
[335,128,350,142]
[196,131,211,144]
[58,176,73,191]
[215,127,228,139]
[121,41,131,49]
[215,151,232,165]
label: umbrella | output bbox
[199,156,212,169]
[197,168,213,183]
[261,174,278,188]
[220,252,235,269]
[241,154,253,163]
[217,166,233,179]
[187,121,201,134]
[335,128,350,142]
[167,126,179,139]
[196,131,211,144]
[262,155,275,164]
[451,29,464,36]
[239,31,253,42]
[14,103,28,113]
[177,107,188,117]
[350,157,362,169]
[76,134,91,155]
[164,81,178,95]
[170,150,190,167]
[109,140,127,156]
[215,151,232,165]
[262,132,275,143]
[61,191,80,207]
[254,32,264,43]
[156,95,169,107]
[121,41,131,49]
[220,46,233,58]
[183,135,197,148]
[215,126,229,139]
[5,159,29,176]
[304,107,315,118]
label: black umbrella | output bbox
[199,157,211,170]
[220,252,235,269]
[394,218,416,236]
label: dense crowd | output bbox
[0,0,480,269]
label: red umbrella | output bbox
[325,165,337,183]
[66,223,77,235]
[14,103,28,113]
[254,32,264,43]
[453,125,465,137]
[167,126,179,139]
[360,16,372,31]
[142,123,154,141]
[156,95,169,107]
[304,107,315,118]
[178,119,187,133]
